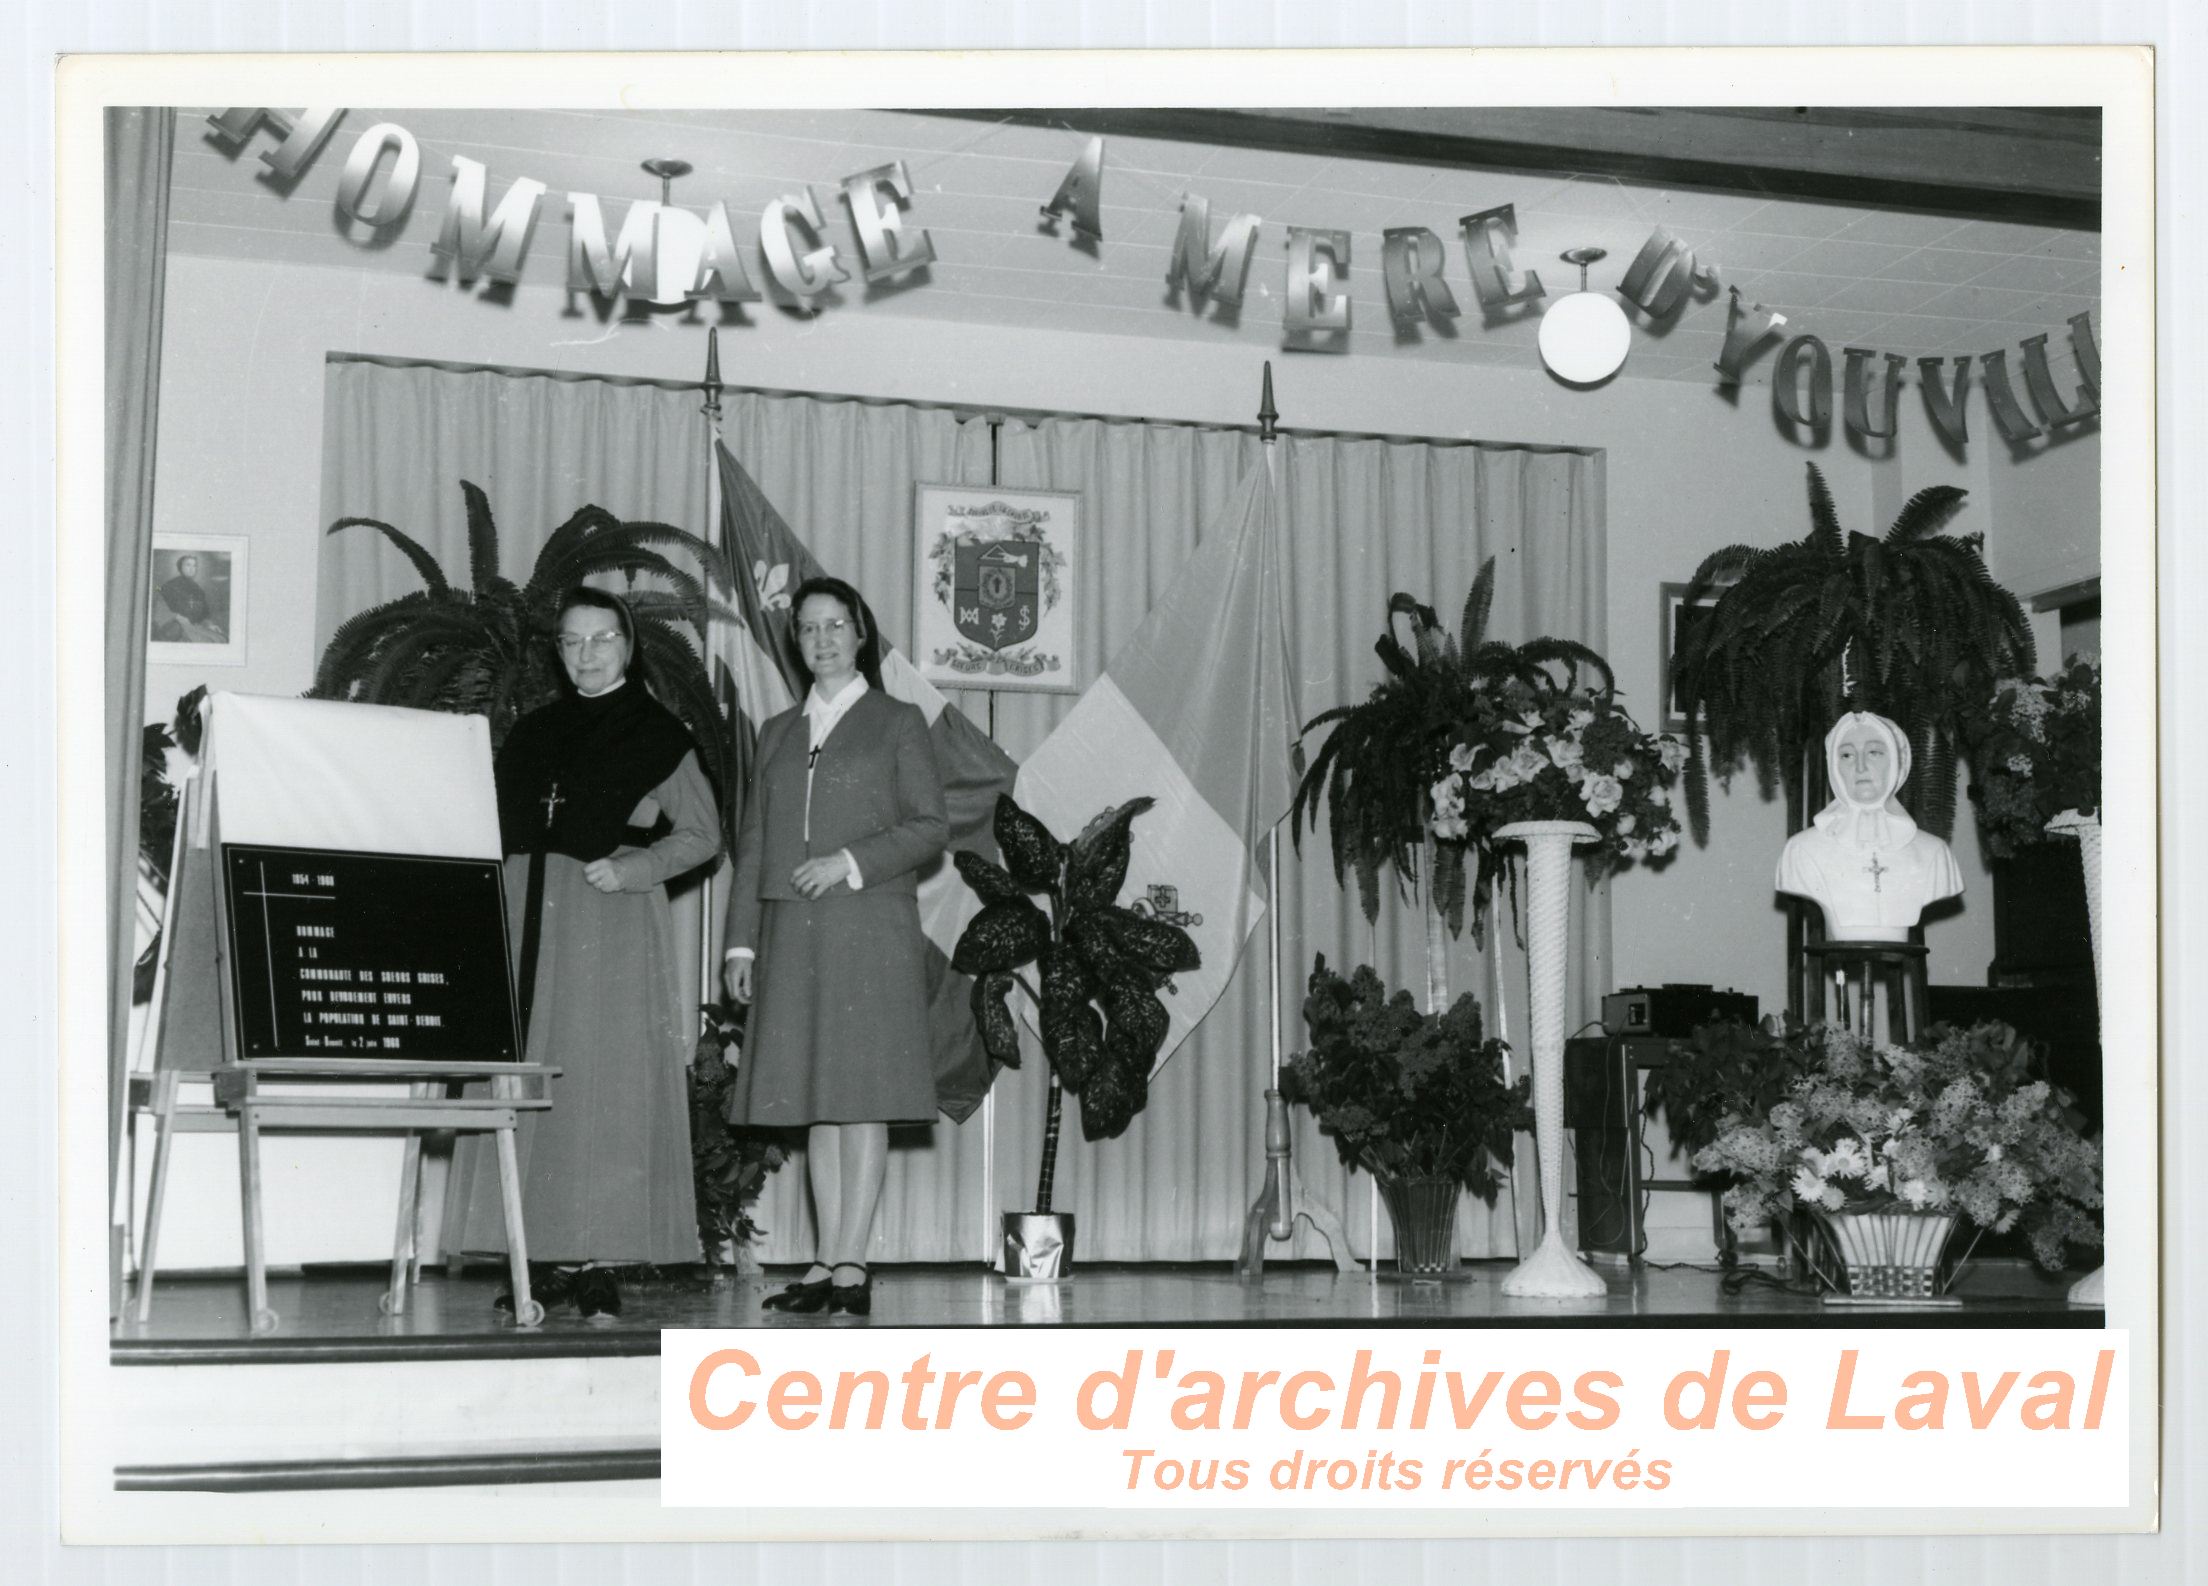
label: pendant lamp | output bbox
[1537,246,1632,385]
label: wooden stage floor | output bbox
[116,1259,2101,1362]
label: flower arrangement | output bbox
[1965,657,2101,860]
[1278,955,1532,1192]
[1691,1020,2102,1272]
[1425,676,1688,928]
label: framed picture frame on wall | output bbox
[912,482,1080,694]
[147,532,247,667]
[1658,580,1719,734]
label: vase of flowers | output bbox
[1966,659,2101,860]
[1693,1021,2103,1301]
[1278,957,1531,1278]
[1425,684,1685,1299]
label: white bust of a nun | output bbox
[1776,712,1963,942]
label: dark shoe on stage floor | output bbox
[828,1266,872,1318]
[574,1267,623,1319]
[494,1263,573,1314]
[762,1270,835,1314]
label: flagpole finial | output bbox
[702,327,724,424]
[1257,361,1278,445]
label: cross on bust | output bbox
[1863,851,1888,894]
[541,781,564,830]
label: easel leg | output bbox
[1239,1159,1358,1280]
[382,1123,425,1318]
[493,1124,544,1327]
[134,1071,178,1324]
[236,1102,278,1334]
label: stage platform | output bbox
[108,1261,2099,1493]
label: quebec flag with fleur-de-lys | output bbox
[709,439,1019,1122]
[1013,457,1302,1072]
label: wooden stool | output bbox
[1801,940,1930,1043]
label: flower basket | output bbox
[1693,1021,2104,1287]
[1802,1209,1964,1303]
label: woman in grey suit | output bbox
[723,576,947,1317]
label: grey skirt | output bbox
[727,889,936,1126]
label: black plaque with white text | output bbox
[220,844,520,1060]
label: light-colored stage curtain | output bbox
[983,421,1606,1262]
[106,107,175,1217]
[316,361,1605,1267]
[317,359,714,652]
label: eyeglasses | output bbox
[796,618,855,640]
[557,631,627,656]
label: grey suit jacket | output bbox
[724,687,949,955]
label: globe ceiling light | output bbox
[1537,246,1632,386]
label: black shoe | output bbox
[574,1267,623,1319]
[494,1263,573,1314]
[762,1270,835,1314]
[828,1265,871,1318]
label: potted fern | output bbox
[1290,557,1611,1008]
[1669,462,2035,844]
[951,793,1201,1281]
[313,480,737,840]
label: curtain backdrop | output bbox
[318,361,1604,1266]
[106,107,176,1219]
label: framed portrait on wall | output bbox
[913,483,1079,694]
[148,532,247,667]
[1658,580,1718,734]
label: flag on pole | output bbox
[1013,457,1300,1070]
[709,439,1021,1122]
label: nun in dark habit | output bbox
[444,586,720,1318]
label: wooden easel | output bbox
[129,696,555,1331]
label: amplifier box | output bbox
[1602,984,1758,1038]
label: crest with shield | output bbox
[953,539,1041,652]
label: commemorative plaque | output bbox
[219,843,520,1061]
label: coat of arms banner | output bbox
[914,482,1080,694]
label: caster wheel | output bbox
[514,1299,546,1327]
[250,1307,280,1334]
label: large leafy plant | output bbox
[1963,658,2101,860]
[1290,556,1610,960]
[1670,462,2034,842]
[951,794,1201,1214]
[1278,955,1531,1191]
[688,997,791,1264]
[312,480,737,837]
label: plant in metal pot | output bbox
[1669,462,2035,843]
[312,480,739,841]
[1290,556,1612,1004]
[1277,955,1532,1274]
[950,793,1201,1272]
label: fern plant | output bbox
[1670,462,2034,842]
[1288,557,1611,1005]
[951,793,1201,1214]
[311,480,738,839]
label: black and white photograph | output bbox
[42,39,2177,1555]
[146,532,244,663]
